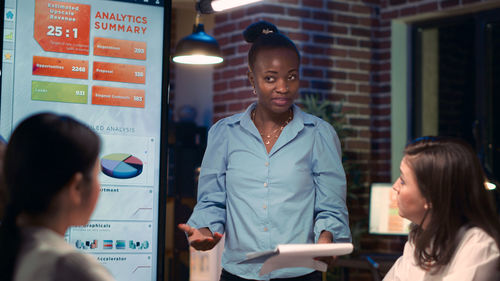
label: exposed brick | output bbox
[371,107,391,115]
[277,19,300,29]
[400,6,417,16]
[371,130,391,138]
[238,44,251,54]
[372,95,391,105]
[303,44,327,55]
[373,72,391,83]
[381,10,398,20]
[359,17,379,27]
[346,140,371,150]
[349,73,370,82]
[288,32,310,42]
[348,94,370,104]
[251,4,285,14]
[313,34,335,44]
[312,58,334,67]
[302,21,326,32]
[350,50,372,60]
[229,79,246,88]
[228,56,245,67]
[373,119,391,127]
[326,70,347,79]
[351,27,372,37]
[302,67,323,78]
[360,40,376,48]
[328,24,349,35]
[288,7,311,18]
[337,14,359,25]
[328,1,349,11]
[214,13,228,24]
[418,2,438,13]
[352,4,373,14]
[337,60,358,69]
[214,22,237,35]
[302,0,323,8]
[373,51,391,60]
[230,9,245,20]
[358,84,372,93]
[362,0,381,4]
[277,0,299,4]
[235,90,253,99]
[389,0,406,5]
[441,0,459,9]
[237,19,254,30]
[350,118,371,126]
[214,82,228,92]
[359,129,372,138]
[311,80,334,90]
[374,29,391,38]
[313,11,334,21]
[337,37,358,46]
[379,40,391,49]
[228,102,245,112]
[336,82,356,92]
[327,48,348,57]
[214,104,227,113]
[222,46,236,56]
[300,80,310,88]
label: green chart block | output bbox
[31,81,88,104]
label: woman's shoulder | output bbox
[208,112,245,132]
[461,227,498,244]
[54,252,115,281]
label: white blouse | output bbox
[14,226,115,281]
[384,227,500,281]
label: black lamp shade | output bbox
[173,24,223,64]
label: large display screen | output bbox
[0,0,169,280]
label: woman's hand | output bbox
[178,224,223,251]
[314,230,337,268]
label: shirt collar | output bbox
[233,102,314,127]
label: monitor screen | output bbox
[369,183,411,235]
[0,0,169,280]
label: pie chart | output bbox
[101,153,143,179]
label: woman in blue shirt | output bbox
[179,21,351,280]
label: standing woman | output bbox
[385,137,500,280]
[179,21,351,280]
[0,113,115,281]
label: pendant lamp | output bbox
[172,15,223,65]
[197,0,263,13]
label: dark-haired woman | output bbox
[178,21,351,280]
[384,137,500,280]
[0,113,115,281]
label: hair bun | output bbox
[243,21,279,43]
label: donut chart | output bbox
[101,153,143,179]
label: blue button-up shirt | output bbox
[187,103,351,280]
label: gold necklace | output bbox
[252,109,293,145]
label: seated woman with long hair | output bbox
[384,137,500,280]
[0,113,115,281]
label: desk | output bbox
[335,254,400,281]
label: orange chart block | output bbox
[34,0,91,55]
[94,37,146,60]
[92,86,145,108]
[33,56,88,79]
[93,61,145,84]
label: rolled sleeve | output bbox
[312,122,351,243]
[187,121,228,235]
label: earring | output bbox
[253,89,257,95]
